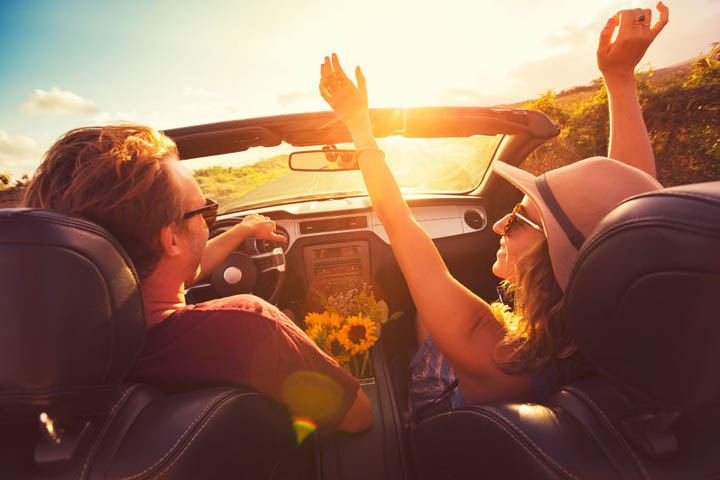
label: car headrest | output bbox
[565,181,720,414]
[0,209,145,416]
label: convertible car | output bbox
[1,107,719,479]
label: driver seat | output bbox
[0,208,309,479]
[411,181,720,479]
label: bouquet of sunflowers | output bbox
[305,282,403,378]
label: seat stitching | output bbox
[2,214,122,246]
[421,409,571,480]
[79,385,140,480]
[482,406,578,480]
[626,190,720,204]
[555,390,640,479]
[591,216,720,243]
[565,387,649,479]
[0,384,126,398]
[459,409,567,479]
[265,457,281,480]
[0,213,139,282]
[120,391,257,480]
[119,391,233,479]
[150,395,247,480]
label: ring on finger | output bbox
[634,14,646,24]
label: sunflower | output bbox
[323,332,351,364]
[304,312,327,328]
[305,311,347,359]
[304,323,325,344]
[325,312,344,329]
[337,314,378,355]
[305,311,343,329]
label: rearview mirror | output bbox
[288,149,359,171]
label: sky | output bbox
[1,0,718,178]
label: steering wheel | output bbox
[200,219,289,305]
[210,241,287,305]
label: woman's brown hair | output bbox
[23,125,183,279]
[494,239,576,374]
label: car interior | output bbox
[1,107,719,479]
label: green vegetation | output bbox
[520,44,720,186]
[193,154,290,206]
[0,172,29,191]
[0,173,28,208]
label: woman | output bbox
[318,4,669,419]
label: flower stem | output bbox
[360,351,369,378]
[351,355,359,377]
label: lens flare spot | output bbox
[292,417,317,444]
[282,371,343,425]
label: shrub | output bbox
[521,48,719,187]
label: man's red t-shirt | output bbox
[127,295,360,432]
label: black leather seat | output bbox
[0,209,310,480]
[412,181,720,479]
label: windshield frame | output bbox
[164,107,559,211]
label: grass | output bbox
[193,154,290,206]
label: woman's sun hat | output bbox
[492,157,663,290]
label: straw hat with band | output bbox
[492,157,663,291]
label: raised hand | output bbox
[597,2,669,80]
[319,53,368,124]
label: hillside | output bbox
[0,188,25,208]
[519,59,696,109]
[515,50,719,186]
[193,155,290,207]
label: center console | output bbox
[302,241,370,294]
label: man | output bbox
[23,125,371,433]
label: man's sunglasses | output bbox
[501,203,544,237]
[183,198,218,229]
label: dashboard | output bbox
[249,196,488,252]
[189,195,496,318]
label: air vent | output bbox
[463,209,487,230]
[299,216,367,234]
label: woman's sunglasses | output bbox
[502,203,544,236]
[183,198,218,229]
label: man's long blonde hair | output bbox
[23,125,182,279]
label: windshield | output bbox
[183,135,502,213]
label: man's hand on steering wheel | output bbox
[239,214,288,244]
[195,213,285,284]
[201,214,288,304]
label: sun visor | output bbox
[171,127,282,160]
[165,107,559,157]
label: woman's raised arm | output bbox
[598,2,669,178]
[319,54,530,402]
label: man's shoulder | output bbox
[148,295,298,344]
[193,294,273,313]
[187,295,285,322]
